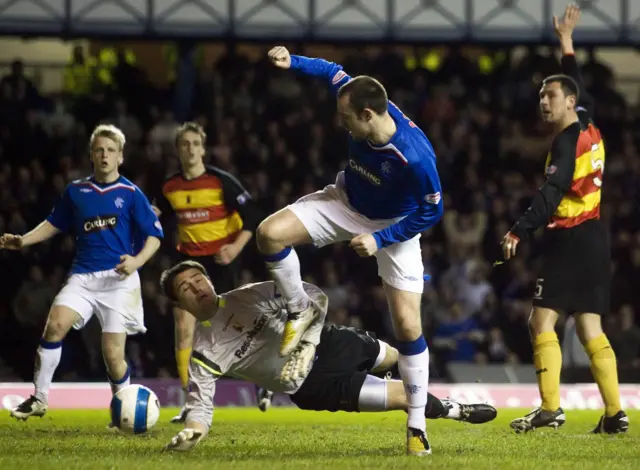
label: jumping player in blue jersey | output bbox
[0,124,164,421]
[257,47,443,456]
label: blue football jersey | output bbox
[46,176,164,274]
[289,55,444,249]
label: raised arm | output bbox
[268,46,351,94]
[554,4,591,112]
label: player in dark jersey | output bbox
[152,122,266,422]
[501,4,627,434]
[1,124,163,421]
[258,47,443,455]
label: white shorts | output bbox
[52,269,145,335]
[287,172,424,294]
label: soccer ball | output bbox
[110,384,160,435]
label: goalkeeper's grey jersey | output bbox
[185,281,328,429]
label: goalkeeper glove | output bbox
[280,341,316,384]
[165,428,203,452]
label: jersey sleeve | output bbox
[154,184,174,218]
[561,53,593,119]
[510,132,577,241]
[46,186,74,233]
[132,188,164,240]
[289,55,352,94]
[371,157,444,249]
[183,350,223,431]
[220,170,261,233]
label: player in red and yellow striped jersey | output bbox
[153,122,268,422]
[500,4,627,435]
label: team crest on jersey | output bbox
[546,165,557,175]
[83,215,118,233]
[232,323,244,333]
[114,197,124,209]
[332,70,347,85]
[424,192,441,204]
[381,161,391,174]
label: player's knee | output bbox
[528,307,558,337]
[574,313,603,344]
[256,217,284,252]
[391,314,422,341]
[373,343,398,372]
[43,307,76,341]
[256,209,309,253]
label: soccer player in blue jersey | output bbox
[0,124,164,421]
[257,47,443,455]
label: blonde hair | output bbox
[175,121,207,148]
[89,124,126,151]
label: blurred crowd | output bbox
[0,44,639,383]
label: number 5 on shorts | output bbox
[534,278,544,300]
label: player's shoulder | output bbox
[66,175,92,192]
[205,165,244,186]
[392,132,434,167]
[117,175,141,191]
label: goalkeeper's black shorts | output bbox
[289,324,380,413]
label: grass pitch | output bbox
[0,407,638,469]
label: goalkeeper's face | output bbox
[174,268,217,318]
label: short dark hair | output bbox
[160,260,209,302]
[337,75,388,116]
[175,121,207,148]
[542,74,580,103]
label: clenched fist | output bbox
[267,46,291,69]
[0,233,23,250]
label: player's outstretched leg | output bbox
[511,307,565,433]
[11,305,79,421]
[382,284,430,456]
[574,313,628,434]
[372,344,497,424]
[256,385,274,412]
[257,209,318,356]
[356,375,497,425]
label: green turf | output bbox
[0,407,638,469]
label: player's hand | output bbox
[115,254,142,277]
[280,342,315,384]
[501,232,520,261]
[214,243,241,265]
[553,3,580,39]
[268,46,291,69]
[349,234,379,257]
[164,428,203,452]
[0,233,23,250]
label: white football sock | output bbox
[398,346,429,432]
[264,247,310,313]
[357,375,388,411]
[34,340,63,403]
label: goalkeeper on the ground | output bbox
[158,260,497,452]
